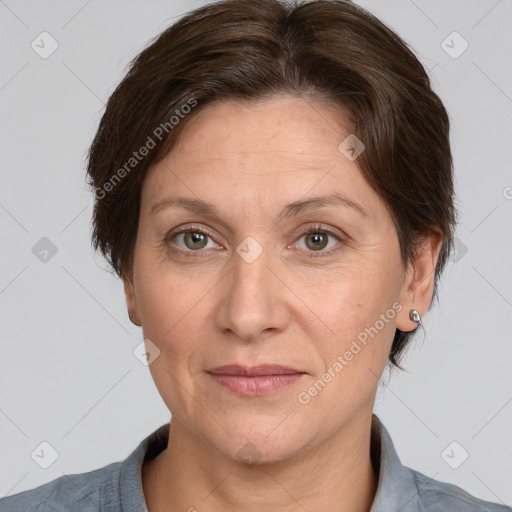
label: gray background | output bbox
[1,0,511,505]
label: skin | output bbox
[123,94,443,512]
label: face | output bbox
[124,95,433,464]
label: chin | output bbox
[210,417,316,466]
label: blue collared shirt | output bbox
[1,414,509,511]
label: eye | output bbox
[293,224,343,257]
[164,223,344,259]
[165,226,221,254]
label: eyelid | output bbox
[292,223,344,240]
[165,223,218,242]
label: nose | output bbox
[215,243,291,342]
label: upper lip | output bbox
[206,364,304,376]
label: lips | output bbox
[205,364,306,396]
[206,364,304,376]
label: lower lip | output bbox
[208,373,304,396]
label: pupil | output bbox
[186,232,207,249]
[307,233,327,250]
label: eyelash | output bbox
[164,223,344,259]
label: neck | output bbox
[142,411,378,512]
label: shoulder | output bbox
[371,415,510,512]
[0,460,122,512]
[0,424,168,512]
[410,467,511,512]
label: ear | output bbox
[122,269,142,327]
[396,228,443,332]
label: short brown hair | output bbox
[86,0,457,368]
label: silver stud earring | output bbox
[409,309,421,325]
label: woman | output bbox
[1,0,508,510]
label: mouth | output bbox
[207,364,304,376]
[205,364,306,396]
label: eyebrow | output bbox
[150,192,368,220]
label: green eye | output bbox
[170,229,217,251]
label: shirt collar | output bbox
[370,414,421,511]
[116,414,419,512]
[118,422,170,511]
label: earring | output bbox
[409,309,421,325]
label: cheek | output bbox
[303,261,400,334]
[134,267,211,418]
[134,261,211,360]
[293,256,403,386]
[295,275,399,417]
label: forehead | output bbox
[140,95,384,223]
[145,95,363,184]
[171,95,351,163]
